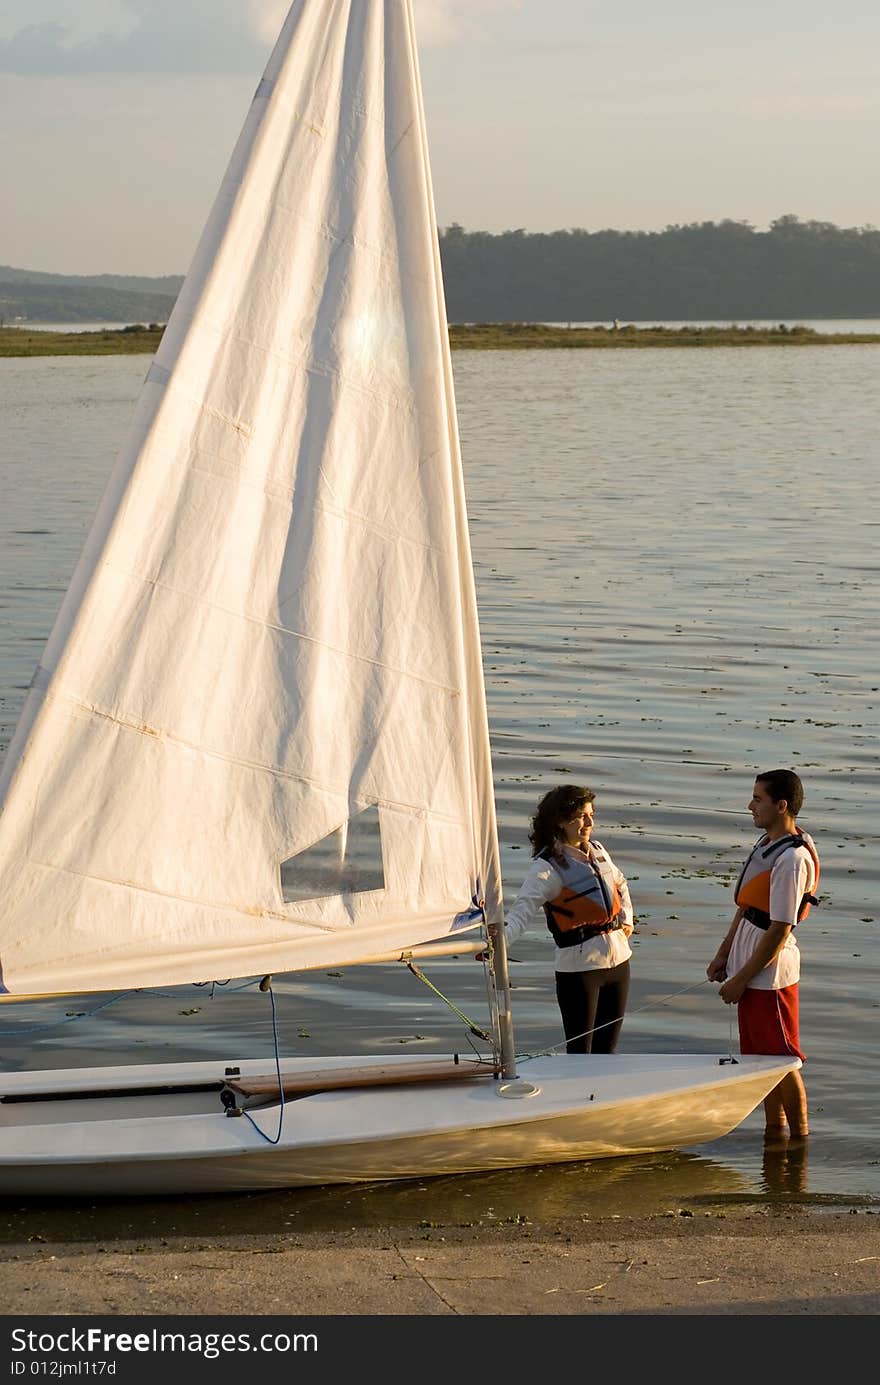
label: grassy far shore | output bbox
[453,321,880,349]
[0,324,165,356]
[3,321,880,357]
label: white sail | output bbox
[0,0,501,997]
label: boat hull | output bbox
[0,1052,798,1196]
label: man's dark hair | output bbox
[755,768,804,817]
[529,785,595,863]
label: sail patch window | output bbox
[280,803,385,903]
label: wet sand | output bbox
[2,1202,877,1316]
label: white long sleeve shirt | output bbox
[504,840,634,973]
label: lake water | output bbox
[0,347,878,1225]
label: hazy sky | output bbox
[2,0,879,275]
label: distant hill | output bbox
[0,266,182,325]
[0,265,184,294]
[4,217,880,325]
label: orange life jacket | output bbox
[734,831,820,931]
[539,846,622,949]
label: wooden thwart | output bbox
[223,1058,500,1100]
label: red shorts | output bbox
[738,984,805,1063]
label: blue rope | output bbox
[240,985,286,1146]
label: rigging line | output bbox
[405,961,494,1044]
[240,985,286,1147]
[0,976,266,1038]
[192,977,262,995]
[138,977,264,996]
[0,988,140,1037]
[516,977,715,1062]
[140,979,262,999]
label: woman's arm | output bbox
[475,857,558,960]
[611,863,634,937]
[503,858,558,948]
[600,848,635,937]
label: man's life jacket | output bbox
[539,845,622,949]
[734,831,820,931]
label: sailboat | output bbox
[0,0,797,1196]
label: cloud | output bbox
[415,0,523,47]
[0,0,523,74]
[0,1,270,75]
[0,21,73,75]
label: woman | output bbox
[488,785,634,1054]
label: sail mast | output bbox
[399,0,512,1077]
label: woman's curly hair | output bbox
[528,785,595,864]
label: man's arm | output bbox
[707,908,743,982]
[718,920,793,1004]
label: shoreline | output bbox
[1,1201,877,1314]
[3,322,880,357]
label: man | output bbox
[707,769,819,1138]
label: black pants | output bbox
[555,960,631,1054]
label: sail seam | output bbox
[307,475,448,556]
[253,199,428,282]
[164,328,419,430]
[192,328,421,419]
[182,451,449,559]
[90,565,463,695]
[43,691,469,824]
[260,79,385,134]
[17,857,339,928]
[19,855,469,935]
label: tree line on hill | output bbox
[438,216,880,321]
[2,217,879,325]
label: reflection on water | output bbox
[0,1148,750,1242]
[2,1133,868,1238]
[272,1147,751,1229]
[760,1137,809,1199]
